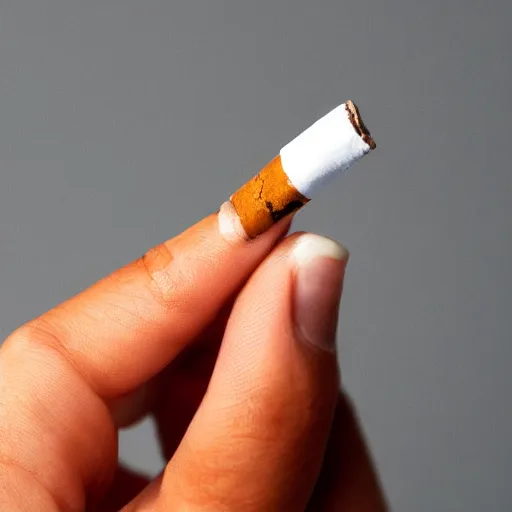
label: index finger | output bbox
[5,202,290,397]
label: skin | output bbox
[0,203,388,511]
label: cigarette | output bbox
[230,101,376,238]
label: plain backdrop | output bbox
[0,1,511,510]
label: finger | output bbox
[131,233,349,511]
[19,202,290,398]
[0,204,289,509]
[307,393,389,511]
[152,299,233,460]
[111,300,233,430]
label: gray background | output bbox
[0,1,511,510]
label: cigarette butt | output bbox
[230,100,376,238]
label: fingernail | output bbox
[218,201,294,243]
[218,201,250,242]
[292,234,348,351]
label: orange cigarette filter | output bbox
[231,101,376,238]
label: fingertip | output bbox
[291,233,349,266]
[218,202,250,242]
[291,233,348,353]
[218,201,294,244]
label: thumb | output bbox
[138,233,348,511]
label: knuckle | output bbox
[232,374,330,447]
[2,321,65,363]
[232,389,300,445]
[3,323,49,353]
[139,242,198,315]
[140,242,181,306]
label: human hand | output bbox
[0,203,387,511]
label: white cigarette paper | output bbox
[280,101,375,198]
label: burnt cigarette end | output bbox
[345,100,376,150]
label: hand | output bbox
[0,203,387,511]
